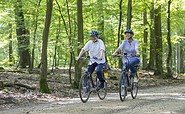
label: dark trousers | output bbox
[88,62,105,83]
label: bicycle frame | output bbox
[79,56,107,103]
[114,53,139,101]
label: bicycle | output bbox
[78,56,107,103]
[113,53,139,102]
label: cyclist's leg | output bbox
[87,63,96,74]
[96,63,105,88]
[84,63,96,86]
[128,57,140,76]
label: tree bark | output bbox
[8,24,14,66]
[148,1,155,70]
[166,0,173,77]
[31,0,41,70]
[154,1,163,76]
[39,0,53,93]
[14,0,31,68]
[118,0,123,48]
[127,0,132,29]
[97,0,105,41]
[74,0,84,88]
[142,11,148,69]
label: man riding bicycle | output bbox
[76,30,106,89]
[112,29,140,80]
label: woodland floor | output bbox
[0,68,185,109]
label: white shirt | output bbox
[82,39,105,65]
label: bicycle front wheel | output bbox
[79,74,91,103]
[119,72,127,102]
[131,77,138,99]
[97,81,107,100]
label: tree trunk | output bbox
[74,0,84,88]
[31,0,41,70]
[166,0,173,77]
[118,0,123,68]
[154,1,163,76]
[39,0,53,93]
[14,0,31,68]
[180,45,184,73]
[127,0,132,29]
[97,0,105,41]
[8,24,14,66]
[52,17,60,72]
[66,0,74,84]
[118,0,123,48]
[142,11,148,69]
[148,0,155,70]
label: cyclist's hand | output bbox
[76,56,81,61]
[136,53,140,57]
[112,53,117,57]
[93,56,102,60]
[97,57,102,60]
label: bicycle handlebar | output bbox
[113,53,140,58]
[79,56,98,61]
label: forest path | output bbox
[1,83,185,114]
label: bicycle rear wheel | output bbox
[79,74,91,103]
[131,76,138,99]
[119,72,127,102]
[97,81,107,100]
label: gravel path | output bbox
[1,84,185,114]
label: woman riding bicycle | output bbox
[76,30,106,89]
[112,29,140,79]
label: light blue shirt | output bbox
[82,39,105,65]
[118,39,139,57]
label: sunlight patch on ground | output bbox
[138,92,185,100]
[94,105,129,110]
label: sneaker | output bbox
[83,87,89,93]
[99,82,104,89]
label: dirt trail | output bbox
[1,84,185,114]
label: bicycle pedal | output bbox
[127,87,131,92]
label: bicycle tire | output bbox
[79,74,91,103]
[97,81,107,100]
[130,76,138,99]
[119,72,127,102]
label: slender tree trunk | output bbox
[154,0,163,76]
[9,35,13,64]
[52,17,60,72]
[118,0,123,68]
[66,0,74,84]
[31,0,41,70]
[74,0,84,88]
[118,0,123,48]
[142,11,148,69]
[176,42,180,73]
[39,0,53,93]
[148,1,155,70]
[180,46,184,73]
[97,0,105,41]
[166,0,173,77]
[127,0,132,29]
[9,24,14,65]
[14,0,31,68]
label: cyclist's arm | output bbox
[77,49,85,60]
[112,40,125,55]
[112,48,121,55]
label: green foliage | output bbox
[0,0,185,73]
